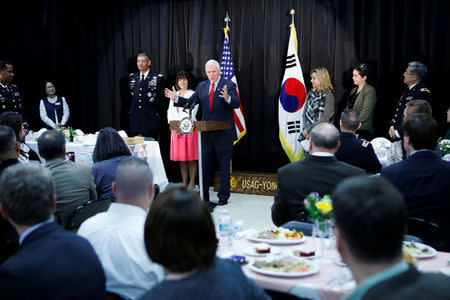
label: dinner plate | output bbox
[248,256,319,277]
[244,246,281,257]
[247,234,306,245]
[403,241,437,259]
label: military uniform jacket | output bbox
[128,71,165,137]
[0,83,25,118]
[391,82,431,133]
[335,132,382,174]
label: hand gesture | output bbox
[219,85,229,101]
[164,86,177,100]
[302,129,310,140]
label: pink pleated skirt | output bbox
[170,131,199,161]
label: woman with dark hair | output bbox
[0,111,40,163]
[167,71,198,189]
[300,67,335,141]
[140,187,269,300]
[346,63,377,140]
[91,127,132,200]
[39,81,70,129]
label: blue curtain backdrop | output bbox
[1,0,449,175]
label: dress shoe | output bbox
[218,199,228,206]
[205,201,217,212]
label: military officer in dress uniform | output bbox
[336,109,382,174]
[128,53,166,139]
[0,61,28,129]
[388,61,431,140]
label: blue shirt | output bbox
[91,155,129,200]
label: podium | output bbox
[170,120,231,200]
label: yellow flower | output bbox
[315,201,332,214]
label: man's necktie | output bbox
[209,82,215,109]
[140,74,145,87]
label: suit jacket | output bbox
[391,82,431,134]
[46,158,97,228]
[272,155,365,226]
[128,71,166,136]
[348,83,376,134]
[176,77,240,139]
[361,265,450,300]
[335,132,382,173]
[380,151,450,248]
[0,221,106,299]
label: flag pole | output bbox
[290,9,295,24]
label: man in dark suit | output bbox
[0,125,20,264]
[271,123,365,226]
[333,176,450,300]
[0,164,106,298]
[128,53,166,139]
[165,60,240,206]
[335,109,381,173]
[381,114,450,250]
[389,61,431,140]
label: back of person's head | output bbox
[402,113,438,151]
[0,125,18,161]
[340,109,361,132]
[405,99,432,116]
[310,67,334,92]
[0,111,23,142]
[144,187,218,273]
[114,157,153,203]
[37,130,66,160]
[93,127,131,163]
[408,61,427,81]
[0,164,54,226]
[310,123,340,149]
[332,176,406,263]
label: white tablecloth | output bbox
[27,141,169,191]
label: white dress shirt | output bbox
[39,96,70,128]
[78,203,164,299]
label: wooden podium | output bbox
[170,120,231,199]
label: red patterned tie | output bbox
[209,82,215,109]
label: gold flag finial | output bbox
[290,9,295,24]
[224,12,231,28]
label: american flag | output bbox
[220,28,246,144]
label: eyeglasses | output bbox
[46,86,55,89]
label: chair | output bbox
[407,217,442,249]
[264,289,311,300]
[66,198,113,232]
[281,221,313,236]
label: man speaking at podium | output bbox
[165,60,240,206]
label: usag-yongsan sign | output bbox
[214,172,278,196]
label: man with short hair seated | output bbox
[0,164,106,298]
[38,130,96,228]
[78,157,163,299]
[381,114,450,250]
[333,175,450,300]
[335,109,381,173]
[272,123,365,226]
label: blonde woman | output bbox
[301,67,335,140]
[167,71,198,189]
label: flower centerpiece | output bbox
[56,126,76,142]
[303,192,333,222]
[438,138,450,161]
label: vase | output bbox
[313,220,331,262]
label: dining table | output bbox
[232,232,450,300]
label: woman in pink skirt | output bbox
[167,71,199,189]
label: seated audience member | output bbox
[0,111,40,163]
[272,123,365,226]
[38,130,96,228]
[335,109,381,173]
[78,157,163,299]
[91,127,132,201]
[0,164,105,298]
[40,81,70,129]
[333,176,450,300]
[0,125,20,263]
[140,187,269,300]
[381,114,450,250]
[387,99,434,164]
